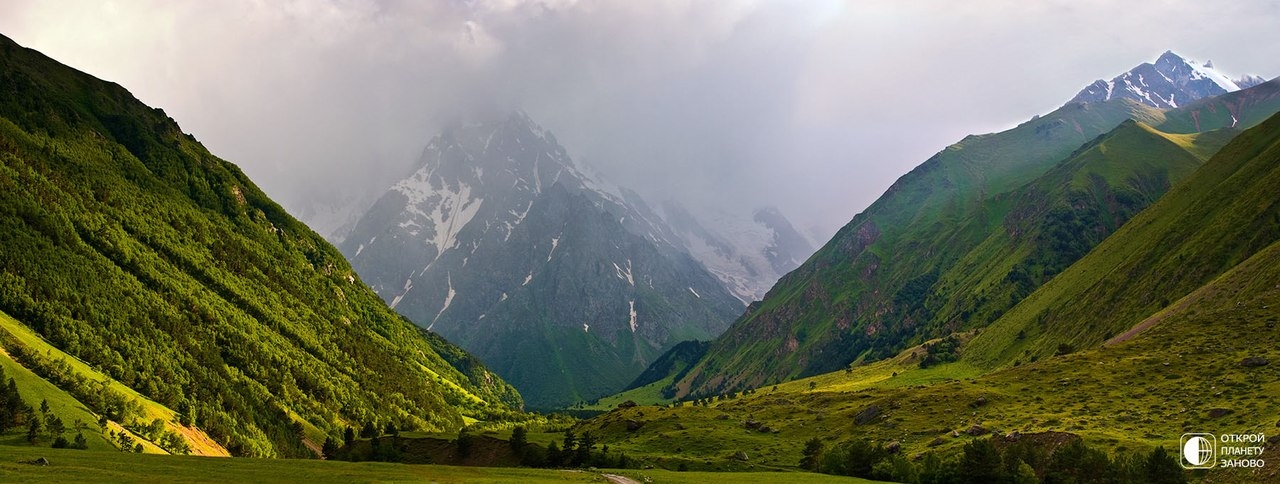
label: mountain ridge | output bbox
[1069,51,1261,109]
[0,33,519,457]
[671,67,1280,399]
[341,112,743,408]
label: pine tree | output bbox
[510,426,528,452]
[960,438,1007,483]
[546,440,562,467]
[561,428,576,455]
[574,431,596,467]
[27,417,42,443]
[800,437,825,471]
[1144,446,1186,484]
[46,415,65,438]
[322,436,338,459]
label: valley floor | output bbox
[0,445,877,483]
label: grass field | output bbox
[608,468,886,483]
[0,445,603,483]
[0,445,875,483]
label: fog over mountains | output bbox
[4,2,1277,249]
[338,112,748,407]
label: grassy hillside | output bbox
[0,309,226,455]
[675,101,1242,398]
[0,34,520,457]
[1157,77,1280,134]
[576,240,1278,479]
[575,111,1280,482]
[965,109,1280,368]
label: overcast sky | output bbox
[2,0,1278,241]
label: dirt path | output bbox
[602,474,641,484]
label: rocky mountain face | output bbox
[658,202,814,303]
[340,113,742,408]
[1070,51,1262,109]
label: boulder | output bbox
[967,424,988,436]
[854,405,882,425]
[886,440,901,454]
[625,419,644,432]
[1241,356,1270,368]
[733,451,749,461]
[1207,408,1232,419]
[618,400,638,409]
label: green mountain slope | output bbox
[624,340,709,393]
[966,109,1280,368]
[577,114,1280,479]
[1157,77,1280,134]
[924,122,1234,338]
[673,94,1254,398]
[0,34,519,457]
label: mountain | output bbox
[1156,76,1280,132]
[1236,74,1268,89]
[293,189,379,245]
[671,69,1280,399]
[658,202,814,302]
[965,108,1280,367]
[574,113,1280,479]
[622,339,709,393]
[0,34,519,457]
[339,113,742,408]
[1069,51,1259,109]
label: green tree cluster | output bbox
[810,437,1185,484]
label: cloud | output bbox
[1,0,1278,241]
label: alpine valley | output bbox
[567,53,1280,482]
[3,23,1280,484]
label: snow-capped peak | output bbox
[1070,51,1256,109]
[1236,74,1269,90]
[1158,51,1240,92]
